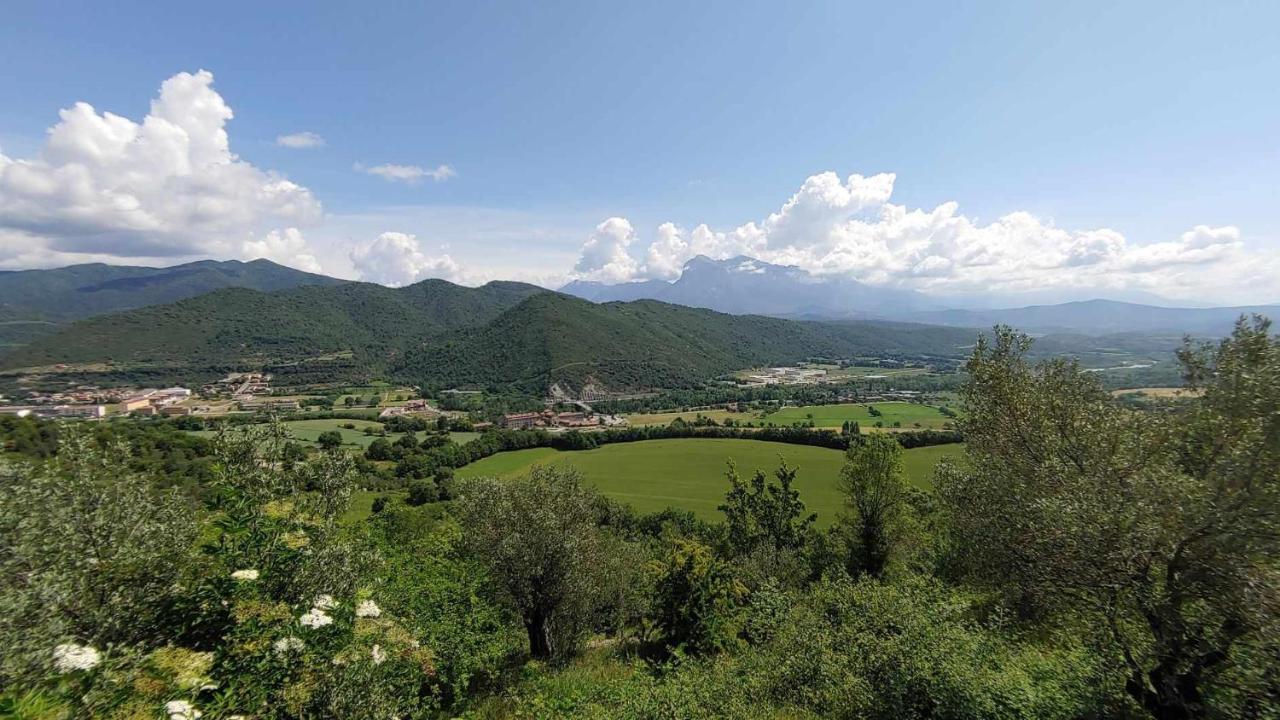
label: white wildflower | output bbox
[299,608,333,628]
[355,599,382,618]
[273,636,305,655]
[312,594,336,610]
[52,643,100,673]
[230,569,259,581]
[371,644,386,665]
[165,699,202,719]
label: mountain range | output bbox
[0,278,976,393]
[0,259,342,349]
[562,255,939,318]
[563,255,1278,335]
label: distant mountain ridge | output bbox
[0,278,976,393]
[561,255,939,318]
[903,299,1280,336]
[0,259,344,322]
[562,255,1276,336]
[0,259,345,349]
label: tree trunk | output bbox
[1128,669,1206,720]
[525,614,553,660]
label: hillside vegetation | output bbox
[2,282,977,392]
[397,293,976,392]
[1,279,545,370]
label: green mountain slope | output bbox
[396,293,977,392]
[0,279,547,370]
[1,282,976,392]
[0,259,345,349]
[0,259,344,322]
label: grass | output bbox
[623,409,759,426]
[343,489,405,524]
[765,402,954,430]
[189,419,478,451]
[455,438,964,525]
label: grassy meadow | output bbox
[188,418,478,449]
[765,401,955,429]
[455,438,964,524]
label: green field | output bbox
[623,409,759,427]
[189,419,477,450]
[765,402,954,429]
[455,438,964,524]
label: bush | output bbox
[405,479,438,506]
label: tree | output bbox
[837,433,907,578]
[0,428,198,684]
[652,538,744,655]
[365,437,393,461]
[937,320,1280,719]
[719,460,816,557]
[455,466,609,660]
[405,478,438,506]
[316,430,343,450]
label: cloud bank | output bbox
[0,70,323,271]
[571,171,1279,303]
[348,231,460,286]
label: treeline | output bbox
[376,422,963,483]
[593,377,961,415]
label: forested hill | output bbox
[0,280,977,392]
[0,259,345,351]
[0,279,547,370]
[394,293,978,392]
[0,259,343,323]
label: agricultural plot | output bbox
[765,401,955,429]
[188,419,474,449]
[455,438,964,524]
[622,409,759,427]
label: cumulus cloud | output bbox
[275,131,325,148]
[570,170,1278,302]
[0,70,321,267]
[573,217,640,283]
[241,227,321,273]
[358,163,456,184]
[348,231,461,286]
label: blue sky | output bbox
[1,1,1277,303]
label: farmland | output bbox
[455,438,964,523]
[764,401,955,429]
[622,409,759,426]
[188,418,476,449]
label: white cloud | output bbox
[348,231,461,286]
[358,163,456,184]
[573,217,640,283]
[276,131,325,148]
[241,227,321,273]
[571,170,1280,303]
[0,70,321,267]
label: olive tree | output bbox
[455,465,608,661]
[938,319,1280,719]
[0,427,198,685]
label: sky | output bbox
[1,0,1278,304]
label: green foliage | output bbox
[938,319,1280,718]
[651,538,745,656]
[455,466,617,661]
[315,429,343,450]
[405,478,438,506]
[719,460,815,558]
[0,427,200,686]
[837,433,908,578]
